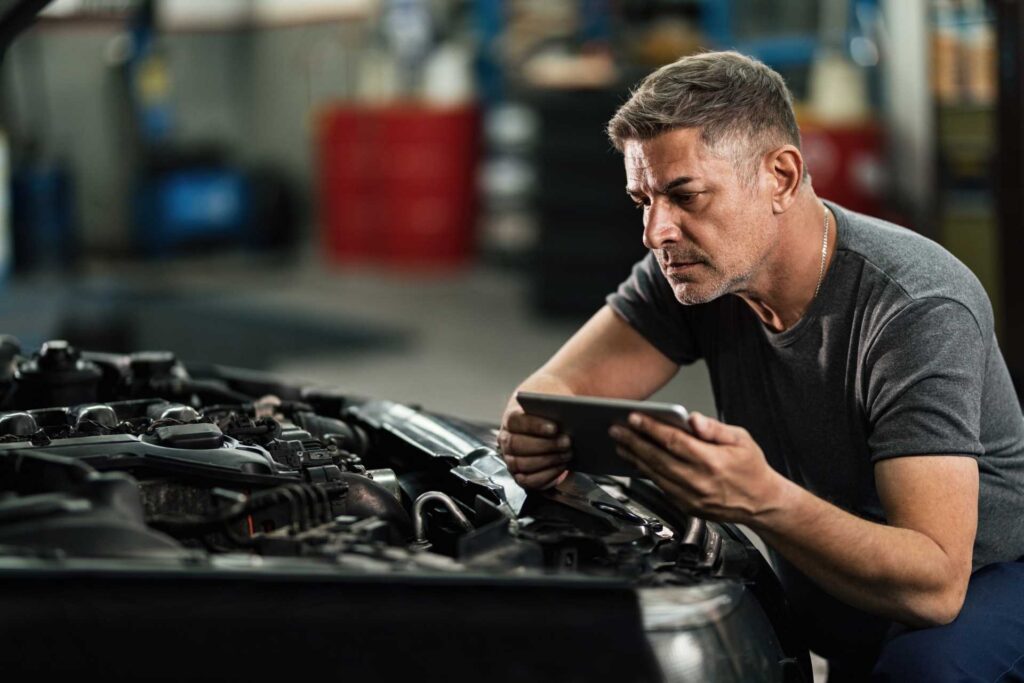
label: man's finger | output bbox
[506,411,561,437]
[687,412,742,445]
[625,413,720,459]
[611,429,669,469]
[611,421,703,467]
[514,464,569,490]
[614,436,698,488]
[618,446,700,510]
[498,429,571,456]
[505,451,573,475]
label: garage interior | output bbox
[4,0,1019,416]
[0,1,1021,681]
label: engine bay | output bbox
[0,337,736,584]
[0,337,811,682]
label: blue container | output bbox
[135,168,250,255]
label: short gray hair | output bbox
[607,51,803,177]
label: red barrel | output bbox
[317,104,480,268]
[798,119,886,218]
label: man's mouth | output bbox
[664,261,702,275]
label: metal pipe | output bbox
[413,491,473,543]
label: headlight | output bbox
[640,581,785,682]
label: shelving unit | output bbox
[928,0,1001,334]
[994,0,1024,392]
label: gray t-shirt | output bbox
[607,201,1024,654]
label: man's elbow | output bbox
[904,578,969,628]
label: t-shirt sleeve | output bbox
[605,252,702,365]
[863,297,986,461]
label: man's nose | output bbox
[642,199,681,250]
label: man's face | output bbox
[623,128,778,305]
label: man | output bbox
[499,51,1024,681]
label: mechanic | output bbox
[499,51,1024,681]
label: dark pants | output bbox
[869,561,1024,682]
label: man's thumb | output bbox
[689,412,738,445]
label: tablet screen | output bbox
[515,392,691,478]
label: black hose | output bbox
[277,487,300,534]
[318,485,331,524]
[317,485,333,523]
[290,484,313,532]
[150,379,254,405]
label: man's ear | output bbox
[765,145,803,214]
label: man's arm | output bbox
[755,453,977,627]
[516,305,680,399]
[499,305,679,488]
[612,413,979,627]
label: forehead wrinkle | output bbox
[623,131,719,197]
[624,158,656,195]
[626,160,701,196]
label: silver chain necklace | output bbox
[813,207,830,299]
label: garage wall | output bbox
[5,25,132,251]
[231,21,354,219]
[0,18,350,252]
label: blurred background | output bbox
[0,0,1019,423]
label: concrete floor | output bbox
[270,263,720,423]
[89,253,720,424]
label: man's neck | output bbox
[736,193,835,333]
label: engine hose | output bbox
[315,485,333,524]
[413,491,473,543]
[222,517,255,547]
[310,485,327,525]
[150,378,253,405]
[279,487,302,534]
[680,516,706,548]
[293,412,368,456]
[292,487,307,533]
[290,485,310,532]
[297,484,318,530]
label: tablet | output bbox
[515,391,693,478]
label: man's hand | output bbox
[612,410,979,627]
[498,408,573,489]
[496,306,680,490]
[609,411,786,523]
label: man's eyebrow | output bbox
[660,176,697,193]
[625,176,697,196]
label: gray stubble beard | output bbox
[664,266,745,306]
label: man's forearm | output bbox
[511,306,679,405]
[750,479,969,627]
[505,372,579,418]
[515,371,579,396]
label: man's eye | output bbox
[629,198,648,210]
[672,193,698,206]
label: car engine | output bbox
[0,337,810,682]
